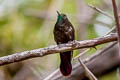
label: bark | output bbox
[0,33,117,66]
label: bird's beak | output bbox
[57,11,60,16]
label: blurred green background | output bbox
[0,0,119,80]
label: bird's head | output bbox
[57,11,68,25]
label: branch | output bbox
[78,58,98,80]
[0,33,117,66]
[112,0,120,55]
[88,4,113,19]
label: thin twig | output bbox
[78,58,98,80]
[44,69,59,80]
[112,0,120,56]
[73,48,90,60]
[88,4,113,19]
[104,26,116,36]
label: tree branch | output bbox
[78,58,98,80]
[112,0,120,55]
[0,33,117,66]
[88,4,113,19]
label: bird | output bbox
[53,11,75,76]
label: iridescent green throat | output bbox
[58,15,63,22]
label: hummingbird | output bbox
[53,11,75,76]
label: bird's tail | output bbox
[60,51,72,76]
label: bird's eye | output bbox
[63,15,67,19]
[63,15,66,17]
